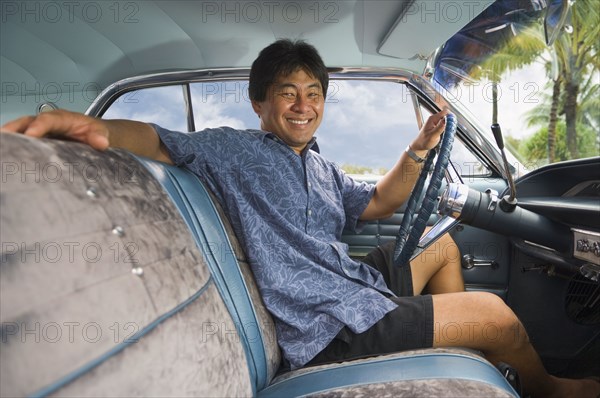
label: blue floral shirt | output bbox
[155,125,398,369]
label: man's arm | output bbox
[1,110,173,164]
[360,109,449,220]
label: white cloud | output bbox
[324,81,416,132]
[102,86,187,131]
[190,92,249,130]
[317,81,420,171]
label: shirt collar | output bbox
[264,132,318,155]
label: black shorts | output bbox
[307,242,434,367]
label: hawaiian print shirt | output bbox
[155,125,398,369]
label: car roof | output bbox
[1,0,493,118]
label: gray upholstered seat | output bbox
[0,135,253,397]
[0,135,517,397]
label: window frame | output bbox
[90,67,510,179]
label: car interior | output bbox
[1,0,598,397]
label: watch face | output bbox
[37,102,58,114]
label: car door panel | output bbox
[343,175,511,298]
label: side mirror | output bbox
[544,0,572,46]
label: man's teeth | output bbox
[288,119,309,125]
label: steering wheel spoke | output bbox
[410,216,460,262]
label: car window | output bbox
[189,81,257,130]
[101,80,482,179]
[186,80,421,177]
[420,106,491,178]
[102,85,188,132]
[318,80,419,178]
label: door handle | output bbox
[461,254,499,270]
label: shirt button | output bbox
[307,209,312,216]
[308,182,312,189]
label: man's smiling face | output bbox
[252,68,324,154]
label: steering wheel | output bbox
[393,113,457,267]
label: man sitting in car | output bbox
[2,39,598,398]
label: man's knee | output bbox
[477,292,528,349]
[414,233,460,267]
[432,292,528,351]
[421,233,460,267]
[439,233,460,264]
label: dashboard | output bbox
[513,157,600,275]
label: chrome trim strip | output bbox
[438,183,470,219]
[182,83,195,132]
[411,91,424,130]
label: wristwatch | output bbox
[405,145,428,163]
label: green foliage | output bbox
[505,135,527,161]
[524,72,600,131]
[552,0,599,157]
[341,164,387,175]
[477,26,547,82]
[522,121,599,162]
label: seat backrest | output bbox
[0,135,253,397]
[209,191,282,384]
[136,157,282,391]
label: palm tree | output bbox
[544,30,572,163]
[487,0,599,161]
[524,24,599,163]
[538,33,569,163]
[546,78,562,162]
[450,2,598,162]
[524,78,599,130]
[560,0,600,158]
[477,26,547,124]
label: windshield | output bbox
[434,0,599,172]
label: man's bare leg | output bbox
[432,292,600,398]
[410,232,464,294]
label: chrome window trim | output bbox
[411,91,424,131]
[87,67,507,177]
[86,68,253,117]
[182,83,195,133]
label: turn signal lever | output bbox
[491,124,518,212]
[439,183,572,253]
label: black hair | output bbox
[249,39,329,102]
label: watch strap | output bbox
[405,145,428,163]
